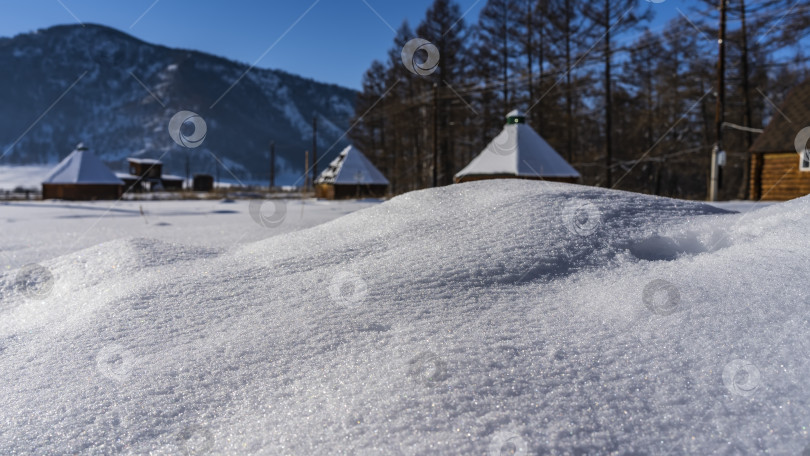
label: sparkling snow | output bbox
[0,180,808,455]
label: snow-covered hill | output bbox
[0,24,356,185]
[1,180,808,454]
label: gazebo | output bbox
[42,143,123,200]
[314,145,389,199]
[455,110,580,184]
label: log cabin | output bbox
[749,80,810,201]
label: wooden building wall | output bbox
[749,152,810,201]
[192,174,214,192]
[454,175,579,184]
[315,183,388,200]
[129,162,162,178]
[42,184,122,200]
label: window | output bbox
[802,149,810,172]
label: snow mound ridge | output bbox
[238,180,731,285]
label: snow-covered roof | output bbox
[127,157,163,165]
[42,144,124,185]
[161,174,185,181]
[455,111,580,179]
[115,172,139,180]
[315,145,389,186]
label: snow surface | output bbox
[0,198,382,271]
[0,165,54,191]
[1,180,809,455]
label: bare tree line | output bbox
[349,0,810,200]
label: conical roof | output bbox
[42,143,124,185]
[455,111,580,180]
[315,146,389,185]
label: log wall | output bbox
[749,152,810,201]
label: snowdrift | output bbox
[1,180,809,454]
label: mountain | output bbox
[0,24,357,186]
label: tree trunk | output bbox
[604,0,613,188]
[565,0,573,163]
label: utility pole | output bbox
[432,82,439,188]
[312,116,318,186]
[527,1,534,105]
[604,0,613,188]
[739,0,754,200]
[304,150,310,191]
[565,0,573,163]
[185,152,190,190]
[269,141,275,190]
[710,0,727,202]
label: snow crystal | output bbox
[0,180,808,454]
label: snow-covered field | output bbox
[0,180,808,454]
[0,165,52,191]
[0,198,381,271]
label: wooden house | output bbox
[128,158,163,178]
[193,174,214,192]
[161,174,184,191]
[42,143,123,200]
[748,80,810,201]
[455,110,580,184]
[126,157,163,191]
[115,172,141,193]
[123,157,185,192]
[314,146,389,199]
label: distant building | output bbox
[161,174,184,191]
[455,110,580,184]
[42,143,123,200]
[128,158,163,179]
[115,172,140,193]
[314,145,389,199]
[748,80,810,201]
[121,157,185,192]
[193,174,214,192]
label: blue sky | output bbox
[0,0,689,89]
